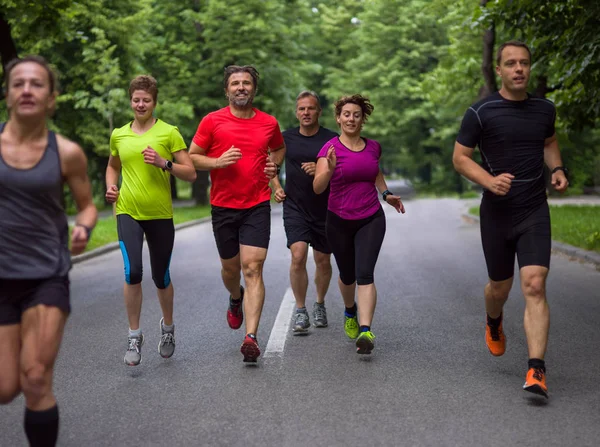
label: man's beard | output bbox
[229,92,254,108]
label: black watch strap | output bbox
[382,190,393,202]
[551,166,568,175]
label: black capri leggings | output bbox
[326,207,386,286]
[117,214,175,289]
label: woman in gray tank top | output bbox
[0,56,97,447]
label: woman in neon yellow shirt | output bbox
[105,75,196,366]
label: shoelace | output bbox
[489,324,501,341]
[533,368,544,381]
[161,332,175,345]
[128,337,141,352]
[295,312,308,324]
[314,306,326,321]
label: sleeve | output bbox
[456,108,482,149]
[109,129,119,157]
[268,120,284,149]
[169,127,187,154]
[317,139,333,158]
[192,114,213,151]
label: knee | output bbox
[242,261,264,280]
[290,253,307,272]
[314,256,331,273]
[522,276,546,300]
[486,282,510,301]
[153,271,171,289]
[21,363,50,401]
[127,266,143,285]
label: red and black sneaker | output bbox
[226,286,244,330]
[240,334,260,363]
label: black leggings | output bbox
[117,214,175,289]
[326,207,386,286]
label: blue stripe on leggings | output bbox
[119,241,131,284]
[163,254,172,288]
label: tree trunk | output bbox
[0,13,18,101]
[192,171,210,205]
[534,75,549,98]
[479,0,497,99]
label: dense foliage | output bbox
[1,0,599,201]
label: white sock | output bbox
[129,328,142,337]
[162,321,174,332]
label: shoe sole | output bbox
[158,319,175,359]
[356,337,374,355]
[486,345,505,356]
[314,322,328,328]
[524,384,549,398]
[241,342,260,363]
[292,326,309,335]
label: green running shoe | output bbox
[356,331,375,355]
[344,314,359,339]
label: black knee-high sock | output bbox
[24,405,59,447]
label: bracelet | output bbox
[76,224,93,240]
[382,190,393,202]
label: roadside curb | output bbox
[71,217,212,265]
[461,213,600,267]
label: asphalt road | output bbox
[1,198,599,446]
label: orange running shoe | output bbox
[523,367,548,398]
[485,320,506,356]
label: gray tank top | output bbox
[0,123,71,279]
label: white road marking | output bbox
[264,287,295,357]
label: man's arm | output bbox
[189,142,242,171]
[58,135,98,255]
[452,142,514,196]
[543,133,568,192]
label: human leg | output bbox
[20,302,68,447]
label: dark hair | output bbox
[4,55,57,94]
[223,65,259,90]
[129,75,158,102]
[296,90,321,110]
[496,40,532,65]
[334,94,374,122]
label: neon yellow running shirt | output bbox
[110,119,187,220]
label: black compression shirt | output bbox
[456,92,556,211]
[282,126,338,222]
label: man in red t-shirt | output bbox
[189,65,285,363]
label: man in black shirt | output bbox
[271,91,337,334]
[453,41,568,398]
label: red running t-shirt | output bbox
[193,107,284,209]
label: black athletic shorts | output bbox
[0,276,70,325]
[211,200,271,260]
[480,200,551,282]
[283,205,331,254]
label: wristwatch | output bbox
[164,160,173,171]
[382,190,393,202]
[276,164,281,175]
[551,166,568,176]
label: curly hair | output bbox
[334,94,374,122]
[129,75,158,102]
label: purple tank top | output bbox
[317,137,381,220]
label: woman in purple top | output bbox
[314,94,405,355]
